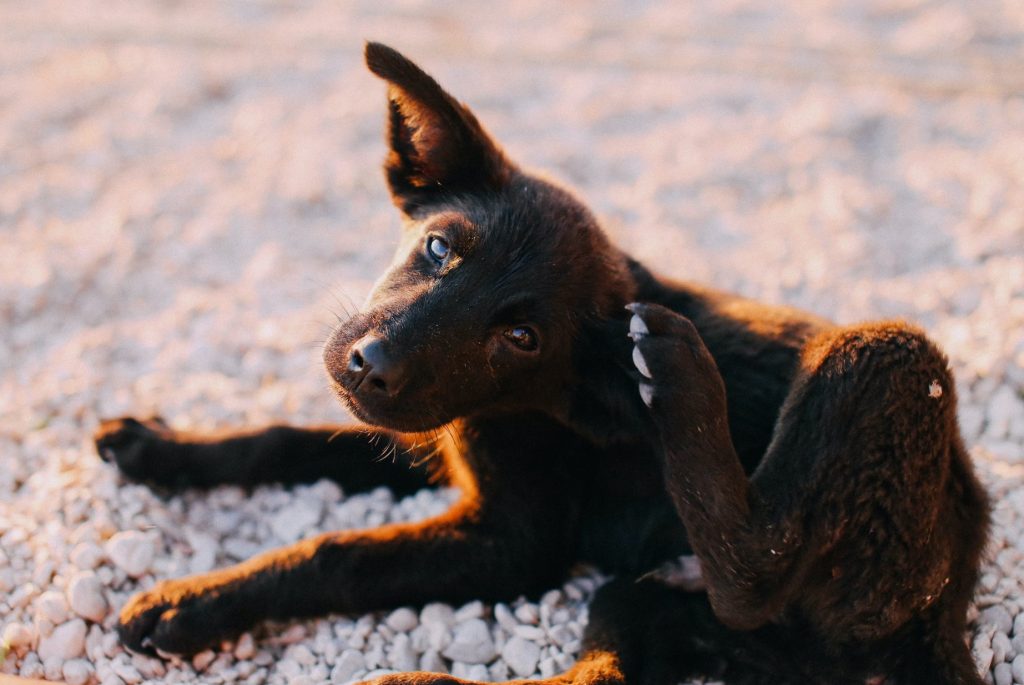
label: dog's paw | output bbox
[625,303,726,419]
[640,554,706,592]
[94,416,177,484]
[117,575,235,657]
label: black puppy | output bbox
[95,43,990,684]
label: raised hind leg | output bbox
[627,303,988,683]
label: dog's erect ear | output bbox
[365,42,514,214]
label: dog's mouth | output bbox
[328,376,450,433]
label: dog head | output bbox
[324,43,634,432]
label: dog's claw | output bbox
[632,346,652,379]
[639,382,654,407]
[628,313,649,339]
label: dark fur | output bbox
[94,43,990,684]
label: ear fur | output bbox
[364,42,514,214]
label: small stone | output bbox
[187,531,218,574]
[289,676,315,685]
[993,631,1012,664]
[387,633,417,672]
[278,658,302,678]
[331,649,366,683]
[44,656,64,681]
[63,659,93,685]
[514,604,539,625]
[278,624,307,645]
[982,606,1015,635]
[1013,611,1024,637]
[35,590,70,625]
[995,662,1012,685]
[192,649,216,671]
[514,625,546,641]
[454,600,485,622]
[105,531,155,578]
[975,647,995,675]
[494,604,518,633]
[113,660,142,685]
[38,619,87,661]
[288,644,316,666]
[419,650,446,673]
[235,633,256,660]
[541,590,562,607]
[385,607,418,633]
[70,542,104,570]
[270,501,322,543]
[443,618,497,664]
[68,570,108,622]
[1011,654,1024,683]
[421,603,456,628]
[502,636,541,677]
[2,622,35,649]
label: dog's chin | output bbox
[329,380,450,433]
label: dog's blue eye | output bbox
[504,326,538,352]
[426,236,450,263]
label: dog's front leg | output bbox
[117,501,556,657]
[94,419,439,494]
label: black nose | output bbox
[348,335,406,397]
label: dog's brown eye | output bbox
[426,236,450,263]
[504,326,538,351]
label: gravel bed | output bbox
[1,1,1023,684]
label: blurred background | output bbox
[1,1,1023,683]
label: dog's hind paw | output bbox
[639,554,706,591]
[94,416,180,485]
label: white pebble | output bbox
[69,542,104,570]
[419,650,446,673]
[502,636,541,677]
[993,631,1012,664]
[105,531,155,578]
[62,659,93,685]
[385,607,419,633]
[982,606,1015,635]
[37,618,87,661]
[67,570,108,622]
[995,661,1012,685]
[454,600,485,622]
[514,604,539,624]
[1011,654,1024,683]
[514,624,546,641]
[443,618,498,664]
[113,660,142,685]
[35,590,70,625]
[192,649,216,671]
[331,649,366,683]
[270,501,322,543]
[494,604,518,633]
[288,644,316,666]
[386,633,417,672]
[235,632,256,660]
[421,603,455,630]
[2,622,35,649]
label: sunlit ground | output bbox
[1,1,1023,684]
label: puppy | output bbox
[95,42,989,684]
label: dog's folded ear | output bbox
[365,42,514,215]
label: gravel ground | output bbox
[1,1,1023,684]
